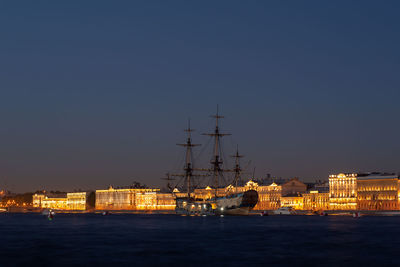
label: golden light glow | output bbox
[33,192,88,210]
[281,196,303,210]
[87,176,400,212]
[329,173,357,210]
[96,188,175,210]
[245,180,258,190]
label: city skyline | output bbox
[1,1,400,192]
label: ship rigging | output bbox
[169,107,259,215]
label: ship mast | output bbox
[231,146,243,193]
[177,119,200,198]
[203,106,231,198]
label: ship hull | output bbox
[175,190,258,216]
[215,206,252,216]
[175,197,214,216]
[215,190,259,216]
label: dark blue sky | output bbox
[1,1,400,192]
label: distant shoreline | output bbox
[3,209,400,216]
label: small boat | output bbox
[41,209,51,216]
[273,207,296,215]
[353,212,361,218]
[42,209,55,220]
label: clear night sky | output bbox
[1,1,400,192]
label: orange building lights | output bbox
[33,192,88,211]
[329,173,357,210]
[24,173,400,212]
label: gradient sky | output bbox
[1,1,400,192]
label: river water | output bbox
[0,213,399,266]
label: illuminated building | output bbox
[172,188,187,199]
[329,173,357,210]
[302,180,330,211]
[29,174,400,212]
[244,180,259,191]
[135,192,175,210]
[281,195,303,210]
[303,191,330,211]
[95,186,175,210]
[193,186,226,200]
[33,194,68,210]
[97,176,400,212]
[32,194,45,208]
[67,192,88,210]
[357,173,399,210]
[33,192,89,210]
[253,182,282,210]
[154,193,176,210]
[94,180,283,211]
[94,175,400,212]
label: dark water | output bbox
[0,213,399,266]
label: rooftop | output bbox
[357,172,398,180]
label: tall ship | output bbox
[171,108,258,216]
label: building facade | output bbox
[253,182,282,210]
[33,192,88,210]
[281,196,304,210]
[281,178,307,196]
[303,191,330,211]
[95,187,175,210]
[90,173,400,212]
[357,174,399,210]
[33,195,68,210]
[67,192,88,210]
[329,173,357,210]
[193,187,226,200]
[134,192,175,210]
